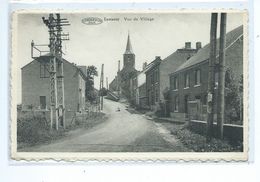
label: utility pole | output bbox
[43,14,58,130]
[100,64,104,110]
[106,77,108,90]
[117,60,120,96]
[42,13,70,130]
[206,13,218,142]
[217,13,227,139]
[55,13,70,129]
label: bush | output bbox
[17,112,55,146]
[171,125,242,152]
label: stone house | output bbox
[21,55,87,116]
[129,62,151,109]
[169,25,243,122]
[145,42,200,113]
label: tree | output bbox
[224,68,240,123]
[87,66,98,78]
[85,66,98,103]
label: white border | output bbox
[11,9,248,161]
[2,0,260,182]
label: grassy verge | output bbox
[160,123,242,152]
[17,111,107,149]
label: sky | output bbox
[15,11,244,104]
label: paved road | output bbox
[22,98,189,152]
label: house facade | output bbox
[21,56,87,115]
[145,42,200,113]
[129,62,150,109]
[169,25,243,122]
[145,56,161,110]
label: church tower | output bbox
[123,33,135,70]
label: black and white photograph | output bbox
[11,10,248,160]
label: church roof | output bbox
[124,33,134,54]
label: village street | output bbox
[22,98,190,152]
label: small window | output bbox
[40,63,49,78]
[173,76,178,90]
[155,70,158,82]
[185,73,190,88]
[195,69,201,86]
[151,90,155,104]
[203,94,207,105]
[174,96,179,112]
[40,96,46,109]
[155,69,159,83]
[155,87,159,102]
[195,95,201,103]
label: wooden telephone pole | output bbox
[117,60,120,96]
[46,14,59,130]
[42,13,70,130]
[106,77,108,90]
[206,13,218,142]
[217,13,227,139]
[100,64,104,110]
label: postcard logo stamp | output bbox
[82,17,103,25]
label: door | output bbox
[40,96,46,109]
[184,95,189,114]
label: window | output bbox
[155,69,159,83]
[203,94,207,105]
[40,63,49,78]
[195,69,201,86]
[155,87,159,102]
[151,73,154,85]
[155,70,158,82]
[40,96,46,109]
[195,95,201,103]
[185,73,190,88]
[173,76,178,90]
[151,90,155,104]
[174,96,179,112]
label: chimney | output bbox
[143,62,147,70]
[155,56,161,60]
[196,42,202,50]
[118,60,120,72]
[185,42,191,49]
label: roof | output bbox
[22,54,88,80]
[144,57,162,73]
[161,48,197,72]
[124,33,134,54]
[173,25,243,73]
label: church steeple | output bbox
[123,32,135,69]
[124,32,134,54]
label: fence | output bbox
[189,120,243,144]
[19,103,101,128]
[187,100,243,143]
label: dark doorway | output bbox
[184,95,189,114]
[40,96,46,109]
